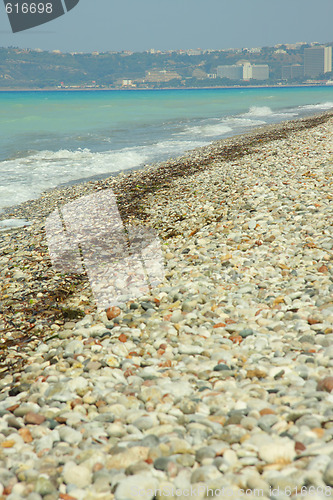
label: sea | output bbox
[0,86,333,228]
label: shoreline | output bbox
[0,109,332,368]
[0,83,332,92]
[2,109,333,225]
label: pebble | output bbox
[63,462,92,488]
[324,461,333,486]
[0,112,332,497]
[115,474,159,500]
[317,376,333,392]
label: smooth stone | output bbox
[307,455,332,473]
[179,399,197,415]
[190,465,221,484]
[158,381,192,398]
[195,446,216,463]
[178,345,203,355]
[13,403,40,417]
[24,413,46,425]
[258,414,279,430]
[213,364,230,372]
[239,328,254,338]
[59,427,83,445]
[135,435,160,448]
[88,325,111,338]
[67,377,89,396]
[170,310,183,323]
[125,462,151,476]
[220,425,247,444]
[176,455,195,467]
[258,437,296,464]
[115,474,159,500]
[133,416,157,431]
[225,414,243,426]
[154,457,171,471]
[6,416,22,429]
[106,447,149,470]
[26,494,42,500]
[35,476,56,496]
[181,300,197,312]
[246,476,270,496]
[63,462,92,488]
[222,449,238,467]
[324,461,333,486]
[296,415,322,428]
[141,302,155,311]
[64,340,84,356]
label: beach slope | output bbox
[0,112,332,497]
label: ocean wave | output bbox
[298,101,333,111]
[0,148,148,210]
[242,106,297,119]
[243,106,275,117]
[0,139,207,211]
[225,117,266,127]
[180,123,233,138]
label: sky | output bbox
[0,0,333,53]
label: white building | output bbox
[242,62,252,80]
[304,46,332,77]
[251,65,269,80]
[217,63,269,81]
[216,65,243,80]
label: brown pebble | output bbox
[1,440,15,448]
[106,306,121,320]
[308,317,320,325]
[259,408,276,416]
[312,428,325,438]
[6,404,19,413]
[19,428,33,443]
[318,265,328,273]
[55,416,67,424]
[60,494,78,500]
[246,369,267,379]
[70,398,83,409]
[95,400,107,408]
[24,413,46,425]
[295,441,306,453]
[317,376,333,393]
[273,296,285,306]
[86,360,102,371]
[92,463,104,472]
[142,380,156,387]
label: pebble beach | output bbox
[0,111,333,500]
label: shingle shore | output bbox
[0,112,333,499]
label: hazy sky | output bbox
[1,0,333,53]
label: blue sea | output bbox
[0,86,333,217]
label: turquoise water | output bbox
[0,86,333,213]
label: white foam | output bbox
[180,123,232,138]
[244,106,274,117]
[298,101,333,111]
[242,106,296,119]
[225,117,266,127]
[0,139,207,211]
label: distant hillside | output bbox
[0,44,330,89]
